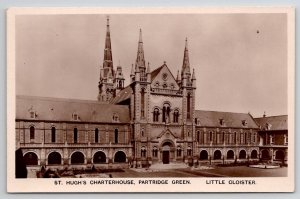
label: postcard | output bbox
[7,7,295,192]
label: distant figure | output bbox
[15,148,27,178]
[109,174,113,178]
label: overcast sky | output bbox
[15,13,287,117]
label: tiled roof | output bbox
[16,95,130,123]
[254,115,288,131]
[110,85,132,104]
[195,110,259,128]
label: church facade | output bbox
[15,18,288,170]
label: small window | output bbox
[51,127,56,143]
[30,126,35,140]
[74,128,78,143]
[95,128,99,143]
[141,129,144,137]
[114,129,118,144]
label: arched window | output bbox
[177,146,182,157]
[222,132,225,143]
[214,150,222,160]
[173,109,179,123]
[118,80,122,89]
[162,104,170,123]
[73,128,78,143]
[152,147,158,157]
[153,108,159,122]
[239,150,247,159]
[95,128,99,143]
[141,147,146,157]
[141,129,145,137]
[196,131,200,142]
[51,127,56,143]
[187,93,191,119]
[187,146,192,156]
[48,152,61,165]
[114,129,118,144]
[234,132,237,144]
[227,150,234,159]
[141,89,145,118]
[209,131,213,142]
[30,126,35,140]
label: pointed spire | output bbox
[103,16,113,69]
[131,64,135,75]
[135,28,146,69]
[139,28,143,43]
[192,68,196,80]
[182,37,190,75]
[176,70,180,81]
[147,62,151,73]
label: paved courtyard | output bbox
[108,166,287,178]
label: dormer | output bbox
[219,118,225,126]
[242,120,248,127]
[28,107,37,119]
[72,113,80,121]
[112,113,119,122]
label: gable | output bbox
[151,64,180,91]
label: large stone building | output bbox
[15,18,288,171]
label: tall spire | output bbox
[182,37,190,75]
[135,28,146,70]
[103,16,113,69]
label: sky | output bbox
[15,13,288,117]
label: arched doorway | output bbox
[48,152,62,165]
[114,151,126,163]
[162,142,172,164]
[70,151,85,164]
[93,151,107,164]
[23,152,38,166]
[199,150,208,160]
[214,150,222,160]
[239,150,247,159]
[275,150,285,161]
[251,150,258,159]
[261,149,270,160]
[227,150,234,159]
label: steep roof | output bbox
[254,115,288,131]
[110,85,132,104]
[195,110,259,129]
[16,95,130,123]
[150,65,164,81]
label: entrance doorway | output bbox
[162,151,170,164]
[162,142,172,164]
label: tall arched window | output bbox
[152,147,158,157]
[177,146,182,157]
[234,132,237,144]
[95,128,99,143]
[30,126,35,140]
[173,109,179,123]
[141,89,145,118]
[162,104,170,123]
[153,108,159,122]
[51,127,56,143]
[114,129,118,144]
[209,131,213,142]
[187,93,191,119]
[196,131,200,142]
[73,128,78,143]
[141,147,146,157]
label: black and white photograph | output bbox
[7,7,295,192]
